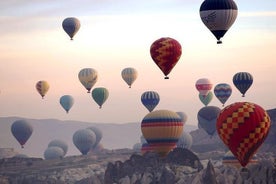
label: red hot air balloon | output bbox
[141,109,183,157]
[216,102,271,167]
[150,37,182,79]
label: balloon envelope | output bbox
[36,80,50,99]
[214,83,232,106]
[73,129,96,155]
[141,91,160,112]
[78,68,98,93]
[44,146,64,160]
[141,109,183,157]
[199,91,213,106]
[222,150,258,168]
[48,139,68,156]
[59,95,74,113]
[195,78,213,97]
[62,17,81,40]
[86,126,103,149]
[11,120,33,148]
[121,67,138,88]
[197,106,221,136]
[216,102,270,167]
[91,87,109,108]
[232,72,253,97]
[176,132,193,149]
[150,37,182,79]
[199,0,238,44]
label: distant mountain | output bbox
[0,117,197,158]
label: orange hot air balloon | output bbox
[141,110,183,157]
[150,37,182,79]
[216,102,271,167]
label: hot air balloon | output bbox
[59,95,74,113]
[62,17,81,40]
[214,83,232,106]
[216,102,271,167]
[199,0,238,44]
[86,126,103,149]
[44,146,64,160]
[176,112,188,125]
[73,129,96,155]
[197,106,221,136]
[141,109,183,157]
[150,37,182,79]
[222,150,258,169]
[48,139,68,156]
[78,68,98,93]
[176,132,193,149]
[11,120,33,148]
[199,91,213,106]
[121,67,138,88]
[141,91,160,112]
[91,87,109,108]
[195,78,213,97]
[36,80,50,99]
[141,143,154,155]
[232,72,253,97]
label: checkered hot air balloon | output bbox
[141,110,183,157]
[216,102,271,167]
[150,37,182,79]
[199,0,238,44]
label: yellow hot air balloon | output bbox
[141,110,183,157]
[36,80,50,99]
[78,68,98,93]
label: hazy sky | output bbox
[0,0,275,126]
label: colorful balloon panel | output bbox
[78,68,98,93]
[150,37,182,79]
[232,72,253,97]
[141,110,183,157]
[214,83,232,106]
[62,17,81,40]
[141,91,160,112]
[199,91,213,106]
[216,102,270,167]
[121,67,138,88]
[195,78,213,97]
[36,80,50,99]
[199,0,238,44]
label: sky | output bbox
[0,0,275,126]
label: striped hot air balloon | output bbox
[121,67,138,88]
[232,72,253,97]
[195,78,213,97]
[216,102,271,167]
[78,68,98,93]
[150,37,182,79]
[199,0,238,44]
[36,80,50,99]
[141,110,183,157]
[141,143,154,155]
[91,87,109,109]
[141,91,160,112]
[214,83,232,106]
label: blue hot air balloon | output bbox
[11,120,33,148]
[141,91,160,112]
[214,83,232,106]
[60,95,74,113]
[232,72,253,97]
